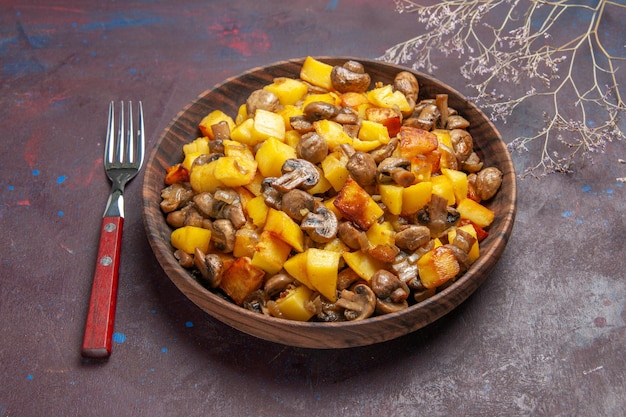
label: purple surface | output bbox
[1,1,624,416]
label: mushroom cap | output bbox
[475,166,503,201]
[194,249,224,288]
[330,65,371,93]
[297,132,328,164]
[281,189,315,222]
[246,88,280,115]
[346,151,377,187]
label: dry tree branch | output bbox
[381,0,626,179]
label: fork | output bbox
[82,101,145,359]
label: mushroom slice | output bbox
[369,137,399,164]
[261,178,282,210]
[462,152,484,173]
[337,221,368,250]
[281,189,315,222]
[332,107,360,125]
[417,194,460,238]
[335,283,376,321]
[211,120,231,141]
[243,289,269,315]
[315,297,346,322]
[211,219,236,253]
[264,273,295,298]
[395,225,431,252]
[377,157,415,187]
[160,182,194,213]
[300,206,338,243]
[194,249,224,288]
[391,252,422,290]
[272,159,320,192]
[290,115,315,134]
[451,227,476,254]
[414,103,441,131]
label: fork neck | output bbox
[103,186,126,218]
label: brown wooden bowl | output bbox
[142,57,516,349]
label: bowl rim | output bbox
[142,56,517,347]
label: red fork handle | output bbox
[81,216,124,358]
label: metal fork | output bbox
[82,101,145,359]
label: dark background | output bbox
[1,1,624,416]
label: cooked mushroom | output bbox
[391,252,421,290]
[296,132,328,164]
[416,194,460,237]
[346,151,377,187]
[264,273,295,298]
[335,283,376,320]
[211,121,231,140]
[300,205,338,243]
[342,123,360,138]
[281,189,315,222]
[194,249,224,288]
[314,297,346,322]
[243,289,269,315]
[462,152,484,173]
[414,103,441,131]
[447,115,470,130]
[289,115,315,133]
[370,270,410,314]
[475,167,503,201]
[192,189,246,229]
[337,221,368,250]
[261,178,282,210]
[435,94,449,129]
[330,61,371,93]
[451,227,477,254]
[377,157,415,187]
[303,101,338,121]
[394,225,431,252]
[208,139,225,154]
[336,268,362,291]
[450,129,474,163]
[167,205,211,229]
[331,107,360,125]
[160,182,194,213]
[174,249,194,268]
[211,219,236,253]
[369,137,399,164]
[214,188,246,228]
[393,71,419,103]
[246,89,280,115]
[272,159,320,192]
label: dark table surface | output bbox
[1,1,625,416]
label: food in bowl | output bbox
[158,56,502,323]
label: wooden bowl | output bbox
[142,57,516,348]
